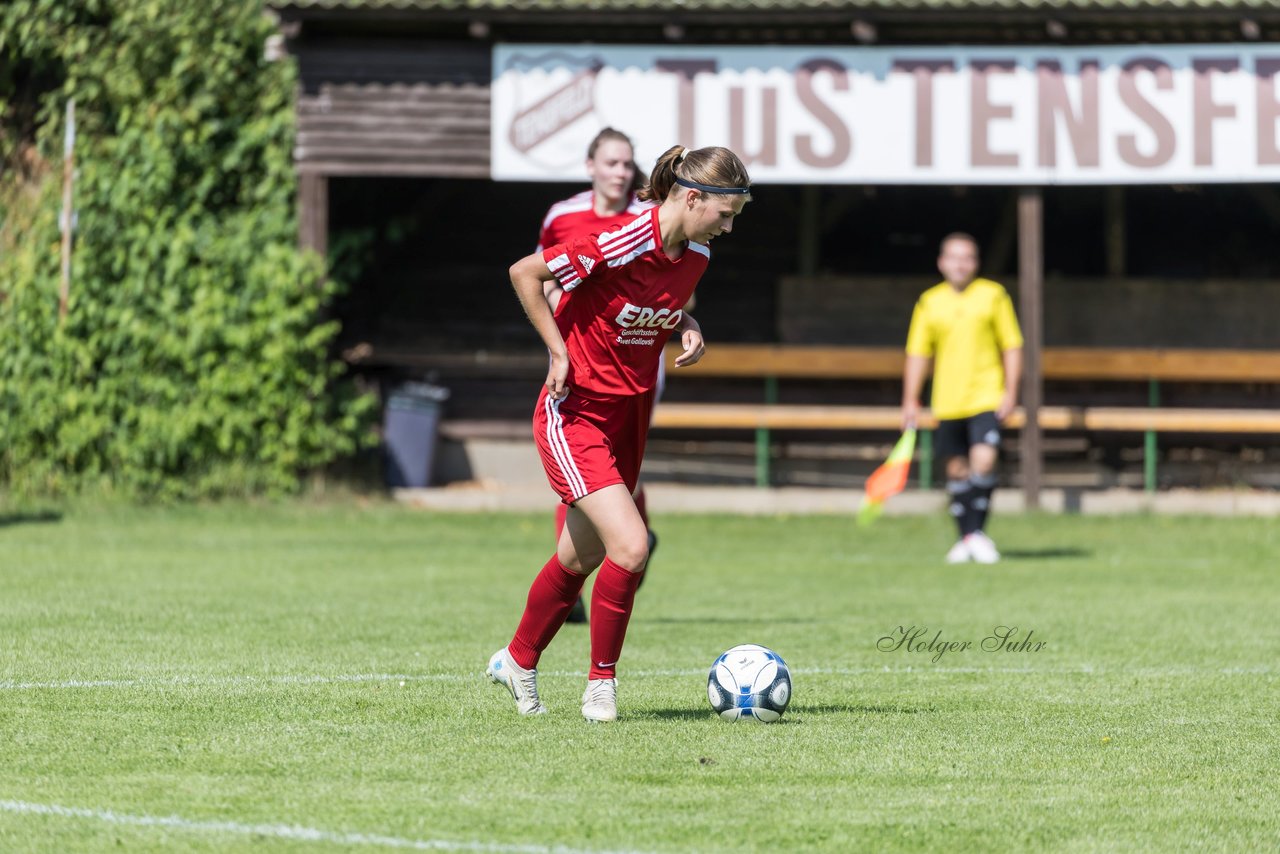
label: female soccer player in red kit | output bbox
[488,144,752,722]
[537,128,657,623]
[536,127,651,255]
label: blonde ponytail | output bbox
[638,145,751,203]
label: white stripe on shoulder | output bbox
[600,233,654,265]
[601,227,652,261]
[606,238,656,268]
[597,213,653,252]
[540,190,594,230]
[546,253,572,272]
[688,242,711,258]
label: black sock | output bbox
[947,479,977,538]
[969,472,997,533]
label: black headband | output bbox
[675,176,751,195]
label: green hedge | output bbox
[0,0,373,498]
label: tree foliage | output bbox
[0,0,373,498]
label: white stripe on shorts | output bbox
[545,394,587,499]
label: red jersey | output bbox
[543,207,709,397]
[536,190,654,252]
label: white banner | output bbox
[492,44,1280,184]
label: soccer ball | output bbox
[707,644,792,722]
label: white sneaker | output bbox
[486,648,547,716]
[581,678,618,722]
[945,539,972,564]
[966,531,1001,564]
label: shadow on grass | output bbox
[639,616,831,625]
[646,702,936,721]
[772,703,937,717]
[838,702,937,715]
[0,510,62,529]
[1001,547,1091,560]
[646,709,806,725]
[646,707,721,721]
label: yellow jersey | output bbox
[905,277,1024,420]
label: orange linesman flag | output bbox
[857,428,917,526]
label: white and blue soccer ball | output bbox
[707,644,792,722]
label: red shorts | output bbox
[533,386,654,504]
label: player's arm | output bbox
[997,347,1023,422]
[510,253,570,399]
[901,355,931,430]
[994,290,1024,422]
[672,311,705,367]
[535,240,566,312]
[902,300,932,430]
[543,280,565,313]
[536,225,566,313]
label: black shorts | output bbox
[935,411,1001,460]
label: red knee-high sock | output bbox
[588,558,645,680]
[633,487,649,529]
[508,554,588,670]
[554,503,569,542]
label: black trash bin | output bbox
[383,381,450,489]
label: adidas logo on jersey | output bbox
[578,255,596,275]
[615,302,683,330]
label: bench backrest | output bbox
[664,345,1280,383]
[346,344,1280,384]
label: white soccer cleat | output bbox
[966,531,1001,564]
[486,647,547,716]
[945,539,972,564]
[581,678,618,723]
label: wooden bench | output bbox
[343,342,1280,490]
[661,343,1280,383]
[347,343,1280,385]
[655,345,1280,489]
[651,404,1280,433]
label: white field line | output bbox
[0,665,1272,692]
[0,799,644,853]
[0,672,438,691]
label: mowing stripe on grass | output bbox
[0,665,1271,692]
[0,800,647,854]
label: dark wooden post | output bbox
[1105,186,1125,278]
[298,172,329,259]
[1017,187,1044,509]
[797,185,820,278]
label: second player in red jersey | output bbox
[487,144,752,723]
[534,127,652,257]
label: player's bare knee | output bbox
[969,447,998,477]
[945,458,970,481]
[560,547,605,575]
[609,536,650,572]
[969,461,997,479]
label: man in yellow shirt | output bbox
[901,233,1024,564]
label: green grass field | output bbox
[1,501,1278,852]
